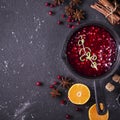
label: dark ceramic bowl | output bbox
[62,22,120,115]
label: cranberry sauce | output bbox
[66,25,117,77]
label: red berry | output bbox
[57,75,61,80]
[50,4,55,8]
[57,20,63,25]
[67,18,71,23]
[36,81,42,86]
[60,100,66,105]
[50,85,54,89]
[53,81,58,85]
[45,2,50,6]
[68,16,72,18]
[65,114,71,119]
[61,14,66,18]
[71,25,75,29]
[48,11,53,15]
[71,19,74,22]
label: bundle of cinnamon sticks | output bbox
[91,0,120,25]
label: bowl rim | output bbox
[61,21,120,81]
[117,94,120,106]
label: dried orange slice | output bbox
[88,103,109,120]
[68,83,90,105]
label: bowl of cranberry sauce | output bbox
[64,24,119,78]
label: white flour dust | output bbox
[12,31,19,43]
[14,101,31,118]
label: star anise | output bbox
[70,0,82,6]
[50,89,61,97]
[60,77,73,89]
[65,5,75,16]
[54,0,64,5]
[73,9,85,21]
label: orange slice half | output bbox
[68,83,90,105]
[88,103,109,120]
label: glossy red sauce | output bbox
[66,25,117,77]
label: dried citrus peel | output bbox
[78,35,98,70]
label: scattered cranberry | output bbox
[50,85,54,89]
[57,75,61,80]
[71,19,74,23]
[67,18,71,23]
[60,100,66,105]
[50,4,55,8]
[68,16,72,19]
[71,25,75,29]
[53,81,58,85]
[65,114,71,119]
[61,14,66,18]
[36,81,42,86]
[45,2,50,6]
[48,11,54,15]
[57,20,63,25]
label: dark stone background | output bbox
[0,0,120,120]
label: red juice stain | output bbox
[66,25,117,77]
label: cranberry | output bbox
[36,81,42,86]
[60,100,66,105]
[57,75,61,80]
[48,11,53,15]
[45,2,50,6]
[67,18,71,23]
[50,85,54,89]
[53,81,58,85]
[50,4,55,8]
[65,114,71,119]
[71,19,74,23]
[57,20,63,25]
[68,16,72,19]
[71,25,75,29]
[61,14,66,18]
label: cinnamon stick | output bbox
[91,0,120,25]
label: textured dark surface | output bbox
[0,0,120,120]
